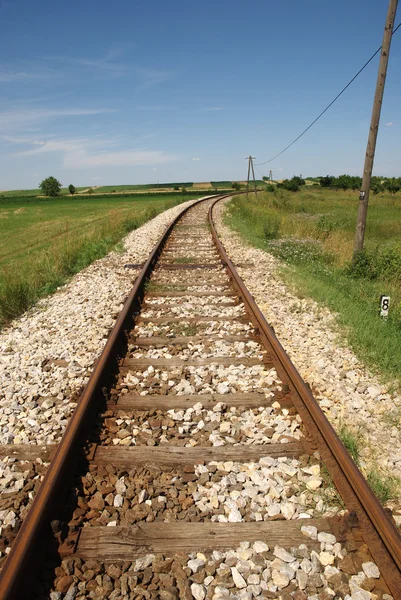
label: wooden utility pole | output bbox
[245,156,257,198]
[353,0,398,261]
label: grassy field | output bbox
[0,193,193,326]
[0,187,88,197]
[94,183,194,193]
[225,187,401,384]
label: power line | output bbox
[254,165,265,179]
[256,22,401,166]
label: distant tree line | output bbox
[320,174,401,194]
[275,174,401,194]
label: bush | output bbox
[349,245,401,283]
[316,215,341,238]
[278,176,305,192]
[348,251,374,279]
[263,214,281,240]
[68,184,76,195]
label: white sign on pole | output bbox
[380,295,390,318]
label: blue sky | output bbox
[0,0,400,189]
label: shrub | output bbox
[68,184,76,195]
[348,251,374,279]
[263,214,281,240]
[316,215,341,238]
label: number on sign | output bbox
[380,295,390,318]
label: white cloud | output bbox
[134,105,173,111]
[192,157,200,161]
[5,130,176,171]
[64,149,176,169]
[0,66,59,83]
[7,134,121,158]
[385,121,394,127]
[199,107,226,112]
[55,48,127,78]
[0,107,116,131]
[135,67,174,90]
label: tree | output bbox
[39,176,62,197]
[68,184,76,195]
[320,175,334,188]
[278,176,305,192]
[385,178,401,196]
[87,188,94,195]
[232,182,241,191]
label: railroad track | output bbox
[1,194,401,599]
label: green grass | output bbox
[0,187,88,197]
[338,426,361,465]
[335,420,399,504]
[367,469,399,504]
[0,193,193,326]
[95,182,194,193]
[210,181,234,189]
[225,188,401,384]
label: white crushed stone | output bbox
[121,364,281,397]
[192,457,341,520]
[141,302,246,318]
[106,402,302,447]
[183,535,391,599]
[129,339,263,360]
[0,197,204,445]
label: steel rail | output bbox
[209,197,401,598]
[0,194,224,600]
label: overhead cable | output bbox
[256,22,401,166]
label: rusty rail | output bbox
[209,197,401,598]
[0,194,225,600]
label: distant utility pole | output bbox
[353,0,398,261]
[245,156,257,199]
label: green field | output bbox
[210,181,234,189]
[0,193,193,326]
[0,187,88,197]
[226,187,401,384]
[94,182,194,192]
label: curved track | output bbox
[1,195,401,599]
